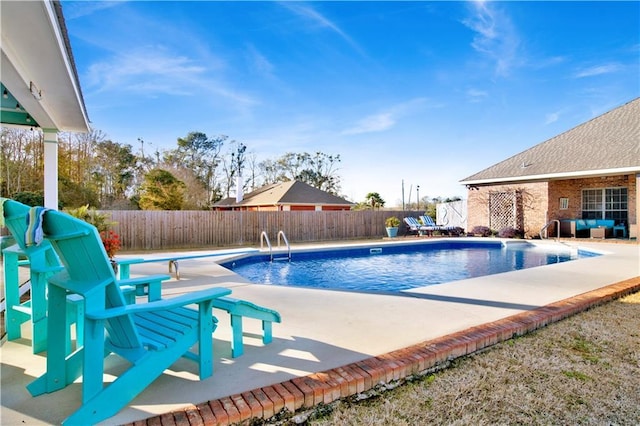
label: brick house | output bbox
[460,98,639,239]
[212,180,354,211]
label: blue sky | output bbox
[62,1,639,206]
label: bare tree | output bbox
[163,132,227,207]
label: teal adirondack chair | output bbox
[1,199,169,354]
[1,199,81,353]
[26,207,232,425]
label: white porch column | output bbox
[43,128,59,209]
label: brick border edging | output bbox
[131,277,640,426]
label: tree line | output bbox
[354,191,461,218]
[0,128,343,210]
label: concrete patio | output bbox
[1,238,638,425]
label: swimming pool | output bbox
[221,240,598,293]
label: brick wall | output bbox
[466,174,637,238]
[466,182,548,238]
[548,175,637,227]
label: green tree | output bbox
[63,204,115,233]
[59,176,99,209]
[58,130,96,192]
[163,132,226,207]
[13,191,44,206]
[138,169,186,210]
[365,192,386,210]
[92,140,137,207]
[0,128,44,197]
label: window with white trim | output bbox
[559,198,569,210]
[582,187,627,224]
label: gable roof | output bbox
[214,180,354,208]
[460,97,640,186]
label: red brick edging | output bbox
[129,276,640,426]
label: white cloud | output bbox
[467,88,489,102]
[246,45,275,77]
[574,63,622,78]
[62,1,127,20]
[462,2,521,77]
[84,46,257,107]
[280,3,366,57]
[342,113,395,135]
[341,98,430,135]
[532,55,566,69]
[85,48,204,94]
[544,112,560,125]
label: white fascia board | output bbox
[42,0,90,132]
[460,166,640,186]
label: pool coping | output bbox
[130,275,640,425]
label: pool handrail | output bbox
[260,231,291,262]
[276,230,291,261]
[539,220,560,240]
[260,231,273,260]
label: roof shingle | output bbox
[214,180,353,208]
[460,98,640,185]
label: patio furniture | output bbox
[612,224,627,238]
[212,296,281,357]
[1,198,82,354]
[1,199,170,354]
[560,219,615,238]
[26,207,233,425]
[420,215,463,236]
[404,217,434,235]
[117,254,281,357]
[590,226,611,239]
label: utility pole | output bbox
[138,137,145,161]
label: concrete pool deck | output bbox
[1,238,639,425]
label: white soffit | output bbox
[1,0,89,132]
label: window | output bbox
[559,198,569,210]
[582,187,628,223]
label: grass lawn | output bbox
[302,291,640,425]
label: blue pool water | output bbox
[221,241,598,293]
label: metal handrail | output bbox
[277,230,291,261]
[260,231,273,261]
[539,220,560,240]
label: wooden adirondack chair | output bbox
[25,208,232,425]
[1,199,80,353]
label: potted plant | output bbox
[385,216,401,238]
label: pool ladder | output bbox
[260,230,291,262]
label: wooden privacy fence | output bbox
[103,210,414,251]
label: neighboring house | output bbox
[460,98,639,239]
[213,180,354,211]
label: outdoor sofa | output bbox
[560,219,615,238]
